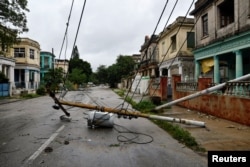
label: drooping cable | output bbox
[147,0,196,100]
[57,0,75,62]
[63,0,87,84]
[135,0,180,105]
[120,0,170,111]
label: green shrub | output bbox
[113,89,125,97]
[64,80,74,91]
[21,93,40,99]
[152,120,205,152]
[124,96,137,106]
[134,100,156,113]
[36,85,46,95]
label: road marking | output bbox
[22,125,65,166]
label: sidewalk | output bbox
[130,93,250,152]
[0,97,22,105]
[162,105,250,151]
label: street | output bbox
[0,86,207,167]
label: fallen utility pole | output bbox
[155,73,250,111]
[58,100,206,127]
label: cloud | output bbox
[21,0,194,72]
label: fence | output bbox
[172,75,250,125]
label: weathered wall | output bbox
[172,75,250,126]
[149,77,168,101]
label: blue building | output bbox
[40,51,55,84]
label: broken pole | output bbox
[58,100,205,127]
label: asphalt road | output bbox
[0,86,207,167]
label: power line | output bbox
[124,0,196,110]
[120,0,170,110]
[64,0,87,83]
[149,0,196,99]
[57,0,75,67]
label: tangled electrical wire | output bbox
[113,123,154,145]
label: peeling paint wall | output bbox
[172,75,250,126]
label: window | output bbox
[171,35,176,51]
[187,32,195,48]
[148,48,151,60]
[218,0,234,28]
[202,14,208,36]
[161,41,165,57]
[30,49,35,59]
[44,57,49,69]
[14,48,25,58]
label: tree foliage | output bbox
[44,68,64,92]
[68,46,92,81]
[117,55,135,77]
[95,55,135,88]
[96,65,108,84]
[0,0,29,50]
[107,64,119,88]
[68,68,87,85]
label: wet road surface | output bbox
[0,86,207,167]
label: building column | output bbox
[195,60,200,81]
[37,70,40,88]
[159,68,163,76]
[168,68,171,85]
[3,65,7,76]
[151,68,155,77]
[214,55,220,83]
[9,66,15,96]
[178,63,183,81]
[25,69,29,89]
[235,50,243,78]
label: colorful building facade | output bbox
[190,0,250,83]
[40,51,55,84]
[158,16,195,83]
[12,38,40,91]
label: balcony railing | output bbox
[177,81,250,98]
[15,81,39,89]
[176,82,198,91]
[224,81,250,97]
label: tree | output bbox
[116,55,135,77]
[105,55,135,88]
[68,46,92,81]
[68,68,87,85]
[44,68,64,92]
[72,45,79,59]
[0,0,29,50]
[107,64,119,88]
[96,65,108,84]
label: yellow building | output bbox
[12,38,40,91]
[54,59,69,74]
[158,16,195,82]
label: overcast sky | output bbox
[21,0,195,72]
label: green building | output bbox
[40,51,55,84]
